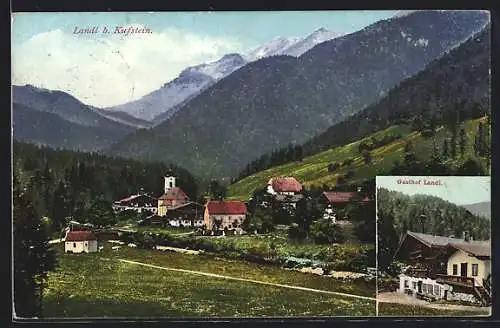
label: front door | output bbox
[461,263,468,277]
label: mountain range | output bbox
[462,201,491,220]
[103,28,341,122]
[108,10,489,179]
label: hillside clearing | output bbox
[228,118,488,200]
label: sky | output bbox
[11,11,398,107]
[376,176,491,206]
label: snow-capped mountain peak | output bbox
[104,27,341,122]
[244,28,340,61]
[183,53,247,80]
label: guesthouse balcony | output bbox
[435,274,475,288]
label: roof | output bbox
[158,187,189,201]
[449,242,491,258]
[66,230,97,241]
[407,231,466,247]
[322,191,356,203]
[322,191,372,203]
[117,194,156,203]
[399,231,490,258]
[206,200,247,215]
[168,201,203,211]
[269,177,302,193]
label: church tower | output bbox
[164,176,176,194]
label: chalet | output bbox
[157,176,190,216]
[204,200,247,234]
[65,230,98,253]
[395,231,491,305]
[112,191,157,215]
[321,191,371,223]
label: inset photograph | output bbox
[376,176,491,317]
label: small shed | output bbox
[65,230,98,253]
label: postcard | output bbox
[11,10,490,320]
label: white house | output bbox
[65,230,98,253]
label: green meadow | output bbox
[42,243,376,318]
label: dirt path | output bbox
[377,292,490,313]
[118,258,376,301]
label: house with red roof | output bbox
[266,177,303,196]
[65,230,98,253]
[321,191,372,223]
[204,200,247,234]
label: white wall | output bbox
[65,240,98,253]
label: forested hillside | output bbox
[12,141,198,235]
[376,188,490,241]
[302,26,490,156]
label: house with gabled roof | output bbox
[112,191,158,215]
[204,200,247,234]
[321,191,371,223]
[395,230,491,305]
[266,177,304,210]
[65,230,98,253]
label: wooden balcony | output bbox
[436,274,475,288]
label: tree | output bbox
[208,180,227,200]
[450,130,457,159]
[13,176,56,318]
[243,207,274,234]
[442,138,449,158]
[377,208,399,271]
[309,219,345,244]
[455,159,485,176]
[287,223,307,242]
[86,197,116,228]
[459,127,467,158]
[362,150,372,165]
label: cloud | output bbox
[12,25,246,107]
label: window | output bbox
[404,280,409,288]
[412,282,417,289]
[434,285,440,295]
[73,242,76,248]
[472,264,479,277]
[452,264,458,275]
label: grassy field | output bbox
[131,229,374,271]
[227,118,488,200]
[42,243,376,318]
[378,303,490,317]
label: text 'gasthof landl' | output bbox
[396,178,443,186]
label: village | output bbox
[61,174,375,254]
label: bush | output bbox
[342,158,354,167]
[287,223,307,242]
[421,129,435,138]
[327,162,340,172]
